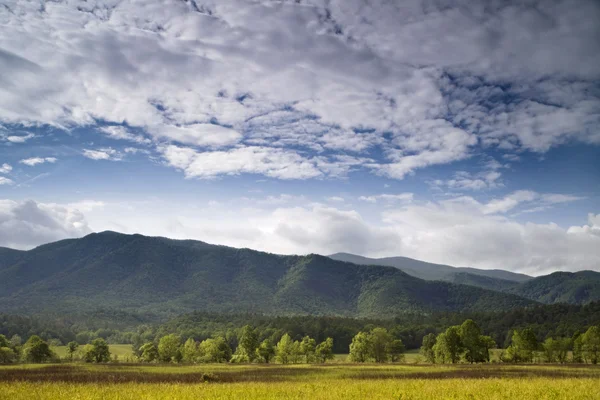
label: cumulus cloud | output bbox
[0,0,597,180]
[0,199,92,249]
[19,157,57,166]
[5,133,34,143]
[82,148,123,161]
[359,193,414,204]
[0,177,13,185]
[0,163,12,174]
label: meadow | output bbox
[1,362,599,400]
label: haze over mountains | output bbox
[0,232,598,320]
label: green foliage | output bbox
[158,334,181,363]
[181,338,198,363]
[0,347,16,364]
[505,328,538,363]
[433,326,462,364]
[459,319,495,363]
[235,325,259,363]
[349,331,371,362]
[581,326,600,364]
[369,328,393,363]
[315,338,334,363]
[420,333,437,363]
[257,339,275,363]
[198,337,231,363]
[542,337,570,363]
[82,338,111,363]
[299,336,316,363]
[139,342,159,363]
[572,332,584,363]
[22,335,53,363]
[388,339,405,362]
[508,271,600,305]
[66,341,79,361]
[275,334,293,364]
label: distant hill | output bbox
[328,253,531,289]
[508,271,600,305]
[0,231,536,318]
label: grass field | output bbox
[1,363,599,399]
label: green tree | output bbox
[10,335,22,348]
[158,334,181,363]
[369,328,393,363]
[420,333,437,363]
[573,332,584,363]
[199,337,231,363]
[22,335,53,363]
[66,341,79,361]
[542,337,558,363]
[299,336,316,363]
[235,325,259,363]
[315,338,334,363]
[182,338,198,363]
[349,331,371,363]
[506,328,538,363]
[459,320,495,363]
[582,326,600,364]
[0,347,16,364]
[257,339,275,363]
[388,339,405,362]
[275,333,294,364]
[82,338,110,363]
[0,335,8,348]
[139,342,159,363]
[433,326,462,364]
[290,340,302,364]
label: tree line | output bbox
[419,320,600,364]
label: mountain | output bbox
[508,271,600,305]
[0,231,537,318]
[328,253,531,290]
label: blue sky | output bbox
[0,0,599,275]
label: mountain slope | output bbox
[508,271,600,305]
[328,252,531,290]
[0,231,537,317]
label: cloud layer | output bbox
[1,0,598,180]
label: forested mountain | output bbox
[330,253,600,305]
[507,271,600,305]
[0,231,536,318]
[328,253,531,288]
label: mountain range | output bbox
[0,231,598,319]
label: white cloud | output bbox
[19,157,57,166]
[98,126,151,144]
[82,148,123,161]
[359,193,414,204]
[0,199,92,249]
[0,163,12,174]
[0,177,13,185]
[0,0,597,180]
[5,133,34,143]
[326,196,345,203]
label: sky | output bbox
[0,0,599,276]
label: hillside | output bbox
[328,253,531,290]
[508,271,600,305]
[0,231,537,318]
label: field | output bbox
[1,363,600,400]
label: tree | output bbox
[139,342,159,363]
[299,336,316,363]
[235,325,259,363]
[0,335,8,348]
[66,341,79,361]
[349,331,371,363]
[22,335,53,363]
[420,333,437,363]
[0,347,15,364]
[573,332,584,363]
[582,326,600,364]
[199,337,231,363]
[388,339,405,362]
[315,338,334,363]
[369,328,393,363]
[506,328,538,363]
[158,334,181,363]
[542,338,558,363]
[459,320,495,363]
[276,333,294,364]
[433,326,462,364]
[10,335,22,348]
[290,340,302,364]
[182,338,198,363]
[82,338,110,363]
[257,339,275,363]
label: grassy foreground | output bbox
[1,363,600,400]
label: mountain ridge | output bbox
[0,231,537,318]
